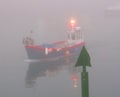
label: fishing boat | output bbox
[23,19,84,60]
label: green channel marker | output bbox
[75,46,92,97]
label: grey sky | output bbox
[0,0,119,44]
[0,0,120,97]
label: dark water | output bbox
[0,0,120,97]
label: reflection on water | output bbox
[25,54,81,88]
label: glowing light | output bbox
[65,50,70,55]
[69,19,76,28]
[70,19,76,24]
[72,75,78,81]
[72,75,78,88]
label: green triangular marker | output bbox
[75,46,91,67]
[75,46,92,97]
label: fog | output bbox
[0,0,120,97]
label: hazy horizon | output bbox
[0,0,120,97]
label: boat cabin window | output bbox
[71,33,76,40]
[67,28,81,41]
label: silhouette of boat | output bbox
[23,19,84,60]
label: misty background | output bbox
[0,0,120,97]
